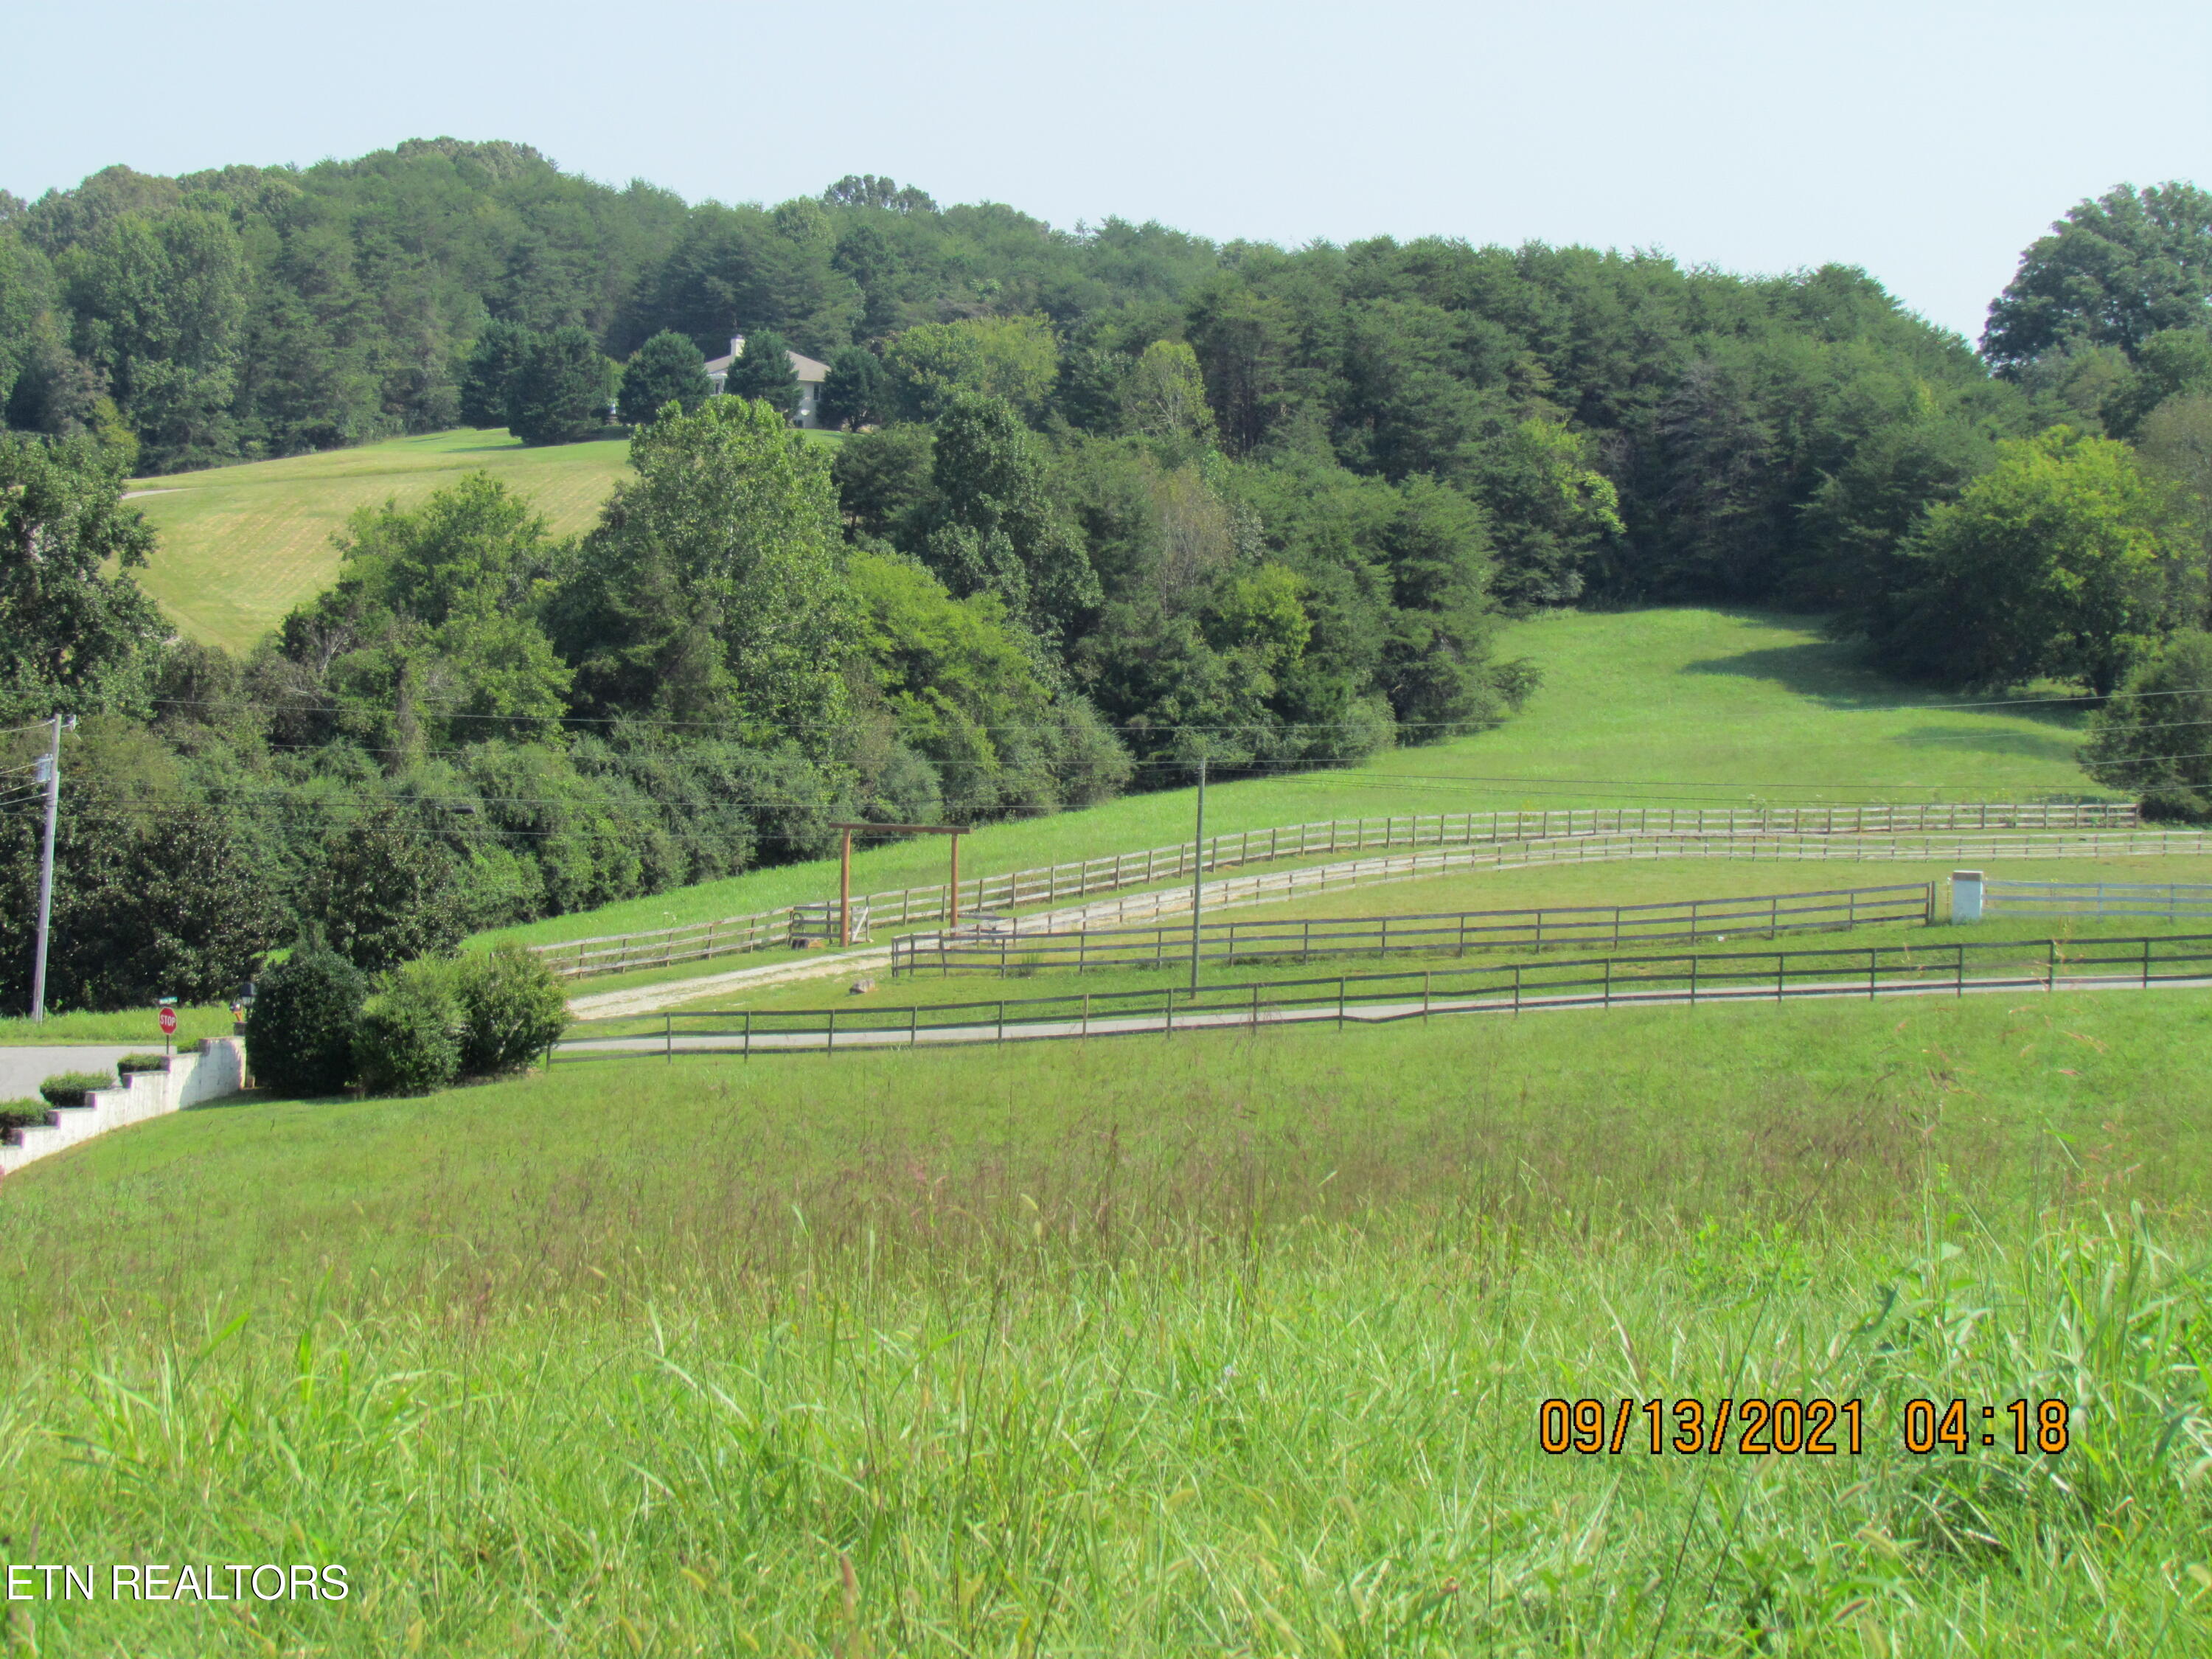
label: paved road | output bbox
[0,1046,139,1102]
[556,970,2210,1061]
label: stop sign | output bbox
[159,1007,177,1036]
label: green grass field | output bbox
[481,607,2115,955]
[3,993,2208,1652]
[130,425,846,652]
[128,428,635,650]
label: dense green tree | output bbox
[273,473,571,754]
[554,397,849,741]
[1879,427,2204,692]
[722,327,800,414]
[1455,417,1621,610]
[2104,328,2212,437]
[300,807,470,973]
[506,325,613,444]
[616,329,711,425]
[830,422,934,540]
[0,431,168,720]
[1984,183,2212,369]
[913,393,1099,636]
[458,319,533,427]
[2081,629,2212,818]
[58,207,248,469]
[885,316,1059,419]
[2138,396,2212,524]
[849,549,1130,820]
[0,725,279,1012]
[818,345,888,429]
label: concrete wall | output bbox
[0,1039,246,1178]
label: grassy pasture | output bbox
[128,429,634,650]
[129,425,846,651]
[478,608,2114,956]
[1,994,2208,1652]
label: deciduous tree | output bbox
[1882,427,2204,692]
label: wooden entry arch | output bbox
[829,822,973,947]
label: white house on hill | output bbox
[703,334,830,428]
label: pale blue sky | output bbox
[5,0,2207,343]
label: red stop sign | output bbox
[159,1007,177,1036]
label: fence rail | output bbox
[526,801,2140,979]
[937,828,2212,939]
[891,881,1937,976]
[553,930,2212,1060]
[1984,879,2212,920]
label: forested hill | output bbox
[5,141,2211,1012]
[0,135,2084,612]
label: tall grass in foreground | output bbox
[4,999,2211,1652]
[3,1212,2208,1654]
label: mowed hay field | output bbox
[482,606,2112,953]
[129,425,846,652]
[4,993,2210,1652]
[127,430,631,650]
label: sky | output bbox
[4,0,2207,344]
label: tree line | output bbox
[4,147,2212,1009]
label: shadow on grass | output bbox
[1683,630,2095,732]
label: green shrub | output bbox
[246,946,369,1097]
[2139,784,2212,824]
[456,945,568,1077]
[38,1071,113,1107]
[116,1053,170,1075]
[355,959,465,1096]
[0,1099,55,1133]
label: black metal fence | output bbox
[888,881,1936,977]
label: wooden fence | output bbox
[528,800,2140,981]
[891,881,1937,976]
[553,930,2212,1060]
[1983,879,2212,920]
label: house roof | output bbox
[703,347,830,383]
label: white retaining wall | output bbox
[0,1040,246,1177]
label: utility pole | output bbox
[30,714,64,1023]
[1189,754,1207,992]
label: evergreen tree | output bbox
[507,326,614,445]
[818,345,888,429]
[459,319,533,428]
[616,330,711,426]
[723,328,800,414]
